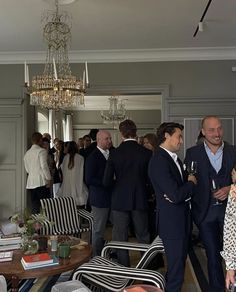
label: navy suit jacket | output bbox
[148,147,195,240]
[85,148,111,208]
[81,142,97,160]
[103,140,152,211]
[185,142,236,225]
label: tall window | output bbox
[37,112,48,134]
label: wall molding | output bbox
[1,47,236,64]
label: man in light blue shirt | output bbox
[185,115,236,292]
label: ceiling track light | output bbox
[193,0,213,37]
[198,22,204,32]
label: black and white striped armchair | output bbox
[38,196,93,242]
[73,236,165,291]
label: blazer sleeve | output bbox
[149,153,194,204]
[24,154,29,174]
[85,154,104,187]
[39,149,51,181]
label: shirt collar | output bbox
[97,146,109,155]
[203,141,224,154]
[160,146,178,161]
[123,138,137,142]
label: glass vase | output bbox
[22,235,39,255]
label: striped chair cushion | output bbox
[73,257,165,291]
[73,236,165,291]
[40,197,92,238]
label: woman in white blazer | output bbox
[57,141,88,208]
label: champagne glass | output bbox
[211,178,222,206]
[187,161,198,175]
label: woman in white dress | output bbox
[57,141,88,208]
[221,168,236,290]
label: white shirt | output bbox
[123,138,137,142]
[160,146,183,179]
[97,146,109,160]
[24,144,51,189]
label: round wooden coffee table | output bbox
[0,245,92,291]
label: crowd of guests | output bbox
[23,115,236,292]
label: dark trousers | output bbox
[112,210,150,266]
[163,237,188,292]
[198,204,225,292]
[30,186,51,214]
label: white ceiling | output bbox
[1,0,236,63]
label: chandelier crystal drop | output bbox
[101,96,127,124]
[25,0,87,110]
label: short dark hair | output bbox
[119,119,137,138]
[42,137,50,143]
[89,129,99,141]
[156,122,184,145]
[31,132,42,145]
[83,134,91,140]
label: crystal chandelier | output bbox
[25,0,88,110]
[101,96,127,124]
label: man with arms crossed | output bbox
[24,132,51,213]
[149,122,196,292]
[185,115,236,291]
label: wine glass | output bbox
[187,161,198,175]
[211,178,222,206]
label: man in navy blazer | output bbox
[185,116,236,292]
[85,130,112,256]
[149,122,196,292]
[103,119,152,266]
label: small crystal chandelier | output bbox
[101,96,127,124]
[25,0,88,110]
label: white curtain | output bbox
[65,114,73,141]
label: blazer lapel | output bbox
[177,157,185,181]
[219,144,230,175]
[159,148,183,183]
[199,143,212,172]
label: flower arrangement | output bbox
[10,209,51,237]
